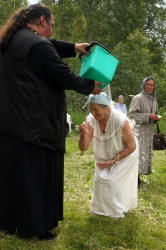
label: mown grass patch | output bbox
[0,136,166,249]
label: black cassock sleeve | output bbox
[28,41,94,95]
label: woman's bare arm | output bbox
[78,122,93,151]
[119,120,136,157]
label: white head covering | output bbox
[87,92,111,106]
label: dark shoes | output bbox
[38,231,56,240]
[6,228,16,235]
[4,228,56,240]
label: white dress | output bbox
[86,109,139,218]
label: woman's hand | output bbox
[78,122,93,136]
[97,121,137,169]
[149,114,161,121]
[97,160,114,168]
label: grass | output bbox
[0,135,166,249]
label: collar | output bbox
[142,90,155,100]
[26,26,39,35]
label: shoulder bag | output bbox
[153,122,166,150]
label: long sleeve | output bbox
[28,41,95,95]
[129,96,150,124]
[124,104,128,116]
[49,39,76,58]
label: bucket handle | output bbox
[79,41,111,61]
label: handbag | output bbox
[153,122,166,150]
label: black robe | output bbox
[0,133,64,236]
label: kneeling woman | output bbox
[78,93,139,219]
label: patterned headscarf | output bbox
[87,92,111,106]
[141,76,156,95]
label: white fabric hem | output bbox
[90,209,126,218]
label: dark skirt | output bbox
[0,133,64,237]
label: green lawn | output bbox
[0,135,166,249]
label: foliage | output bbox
[49,0,86,42]
[155,65,166,107]
[50,0,165,110]
[66,90,89,132]
[154,105,166,135]
[0,136,166,249]
[66,90,88,111]
[111,30,151,106]
[0,0,28,27]
[0,0,165,110]
[111,29,166,108]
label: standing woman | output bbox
[78,93,139,219]
[129,76,161,187]
[116,95,128,116]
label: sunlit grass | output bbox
[0,136,166,249]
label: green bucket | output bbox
[79,42,119,89]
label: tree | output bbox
[0,0,28,27]
[13,0,165,110]
[155,63,166,107]
[111,30,153,105]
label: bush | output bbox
[154,105,166,135]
